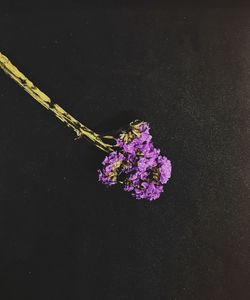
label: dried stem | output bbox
[0,52,115,153]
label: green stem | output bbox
[0,51,115,153]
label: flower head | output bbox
[98,121,172,201]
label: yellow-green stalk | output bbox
[0,52,114,152]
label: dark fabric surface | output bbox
[0,5,249,300]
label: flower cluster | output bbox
[98,121,172,201]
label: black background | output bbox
[0,3,249,300]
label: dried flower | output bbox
[98,121,172,201]
[0,52,172,201]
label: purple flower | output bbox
[97,121,172,201]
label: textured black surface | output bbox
[0,5,249,300]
